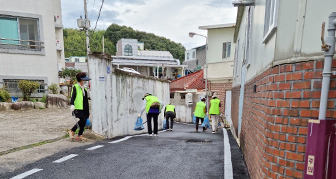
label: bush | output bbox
[40,95,47,103]
[18,80,39,101]
[48,83,59,94]
[0,87,11,102]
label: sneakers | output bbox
[212,131,216,134]
[149,134,153,137]
[168,128,173,131]
[76,135,87,141]
[68,131,75,139]
[196,130,199,133]
[153,134,158,137]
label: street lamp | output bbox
[189,32,209,113]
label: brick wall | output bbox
[235,59,336,179]
[209,82,232,114]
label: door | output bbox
[225,91,232,124]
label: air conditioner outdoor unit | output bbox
[56,40,62,50]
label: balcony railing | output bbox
[0,38,44,51]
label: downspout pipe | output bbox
[319,12,336,120]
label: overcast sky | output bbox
[61,0,237,50]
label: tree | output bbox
[59,68,82,96]
[18,80,39,101]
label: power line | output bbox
[89,0,96,19]
[93,0,104,31]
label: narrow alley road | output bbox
[2,123,249,179]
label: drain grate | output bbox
[186,139,212,144]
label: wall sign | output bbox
[107,66,111,74]
[99,77,105,81]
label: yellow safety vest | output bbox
[145,95,159,114]
[71,84,87,110]
[194,101,206,118]
[209,98,220,115]
[165,105,175,113]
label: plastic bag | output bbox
[163,120,167,130]
[134,117,145,131]
[201,115,210,128]
[85,118,92,127]
[192,115,196,124]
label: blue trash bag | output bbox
[201,115,210,128]
[134,117,145,131]
[192,115,196,124]
[163,120,167,130]
[86,118,92,127]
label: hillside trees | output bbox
[63,29,115,57]
[63,24,186,63]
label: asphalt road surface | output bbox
[2,122,249,179]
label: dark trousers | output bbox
[71,116,86,136]
[195,117,205,131]
[165,111,175,129]
[147,113,159,134]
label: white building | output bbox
[0,0,65,97]
[231,0,336,178]
[113,38,187,79]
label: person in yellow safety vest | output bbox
[194,98,207,133]
[164,103,176,131]
[209,95,221,134]
[138,93,164,137]
[69,72,91,141]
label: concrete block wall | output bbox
[88,53,170,138]
[232,59,336,179]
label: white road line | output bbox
[223,128,233,179]
[52,154,78,163]
[109,136,132,143]
[86,145,104,151]
[10,168,43,179]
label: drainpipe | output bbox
[319,12,336,120]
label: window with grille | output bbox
[3,79,45,93]
[263,0,278,41]
[187,53,189,60]
[124,44,132,56]
[222,42,231,59]
[192,51,195,58]
[0,16,42,51]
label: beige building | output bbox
[0,0,65,97]
[199,23,235,122]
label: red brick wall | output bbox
[209,82,232,114]
[236,59,336,179]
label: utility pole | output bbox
[83,0,90,77]
[102,36,104,53]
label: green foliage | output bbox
[18,80,39,101]
[59,68,81,96]
[105,24,186,63]
[63,29,115,57]
[0,87,11,102]
[48,83,59,94]
[40,95,47,103]
[30,98,36,102]
[63,24,186,63]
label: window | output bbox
[75,58,79,62]
[263,0,278,41]
[196,60,199,66]
[3,79,45,93]
[0,16,42,51]
[192,51,195,58]
[222,42,231,59]
[187,53,189,60]
[124,44,132,56]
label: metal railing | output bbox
[0,38,44,51]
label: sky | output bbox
[61,0,237,50]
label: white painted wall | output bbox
[0,0,63,87]
[175,105,193,123]
[185,49,196,61]
[205,27,235,83]
[233,0,336,87]
[89,54,170,138]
